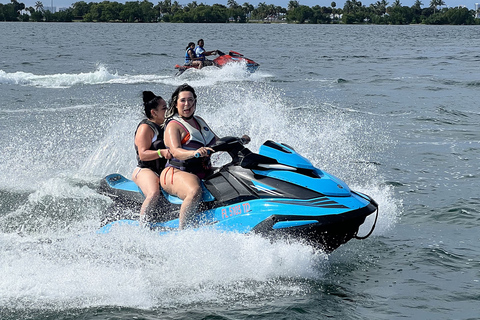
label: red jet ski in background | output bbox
[175,50,259,76]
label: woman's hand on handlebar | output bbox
[194,147,214,158]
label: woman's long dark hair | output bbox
[186,42,195,51]
[142,91,163,119]
[164,83,197,120]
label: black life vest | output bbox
[134,119,167,174]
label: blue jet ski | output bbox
[98,136,378,253]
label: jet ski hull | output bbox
[175,50,259,76]
[98,138,378,253]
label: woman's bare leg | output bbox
[160,168,202,229]
[132,168,161,222]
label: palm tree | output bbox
[288,0,299,11]
[242,2,253,14]
[227,0,238,8]
[267,3,275,19]
[187,1,197,9]
[413,0,423,8]
[35,0,44,12]
[430,0,445,13]
[158,0,171,14]
[170,0,181,14]
[343,0,353,13]
[380,0,388,14]
[370,1,385,15]
[330,1,337,14]
[344,0,362,13]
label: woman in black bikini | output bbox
[132,91,172,222]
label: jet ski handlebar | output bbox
[193,135,279,169]
[194,135,250,158]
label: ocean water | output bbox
[0,22,479,319]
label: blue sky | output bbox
[10,0,478,11]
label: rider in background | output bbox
[184,42,202,69]
[195,39,217,68]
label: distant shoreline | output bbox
[3,0,479,25]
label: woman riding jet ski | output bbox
[175,49,260,76]
[98,136,378,253]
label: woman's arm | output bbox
[189,50,202,61]
[164,121,213,159]
[135,124,169,160]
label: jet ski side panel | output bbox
[195,193,377,252]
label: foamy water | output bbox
[0,62,398,313]
[6,23,472,320]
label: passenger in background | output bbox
[132,91,172,222]
[160,84,218,229]
[195,39,217,68]
[184,42,202,69]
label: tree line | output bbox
[1,0,479,24]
